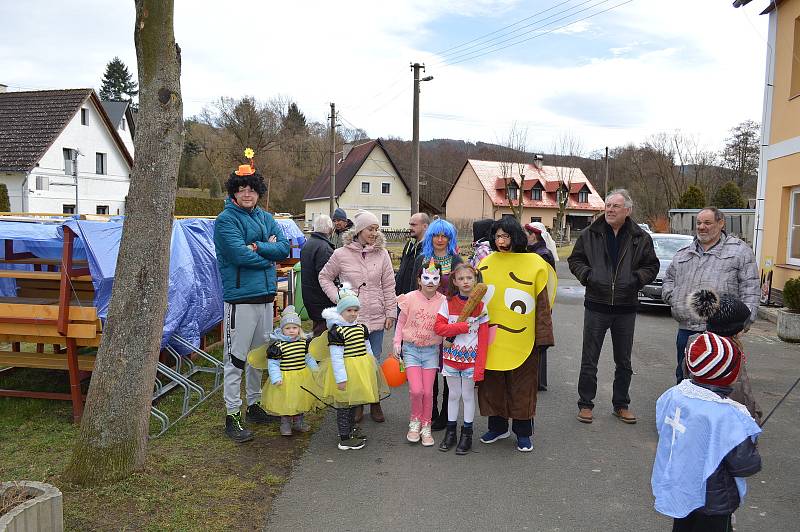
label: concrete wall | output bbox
[304,145,410,229]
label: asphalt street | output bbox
[267,263,799,531]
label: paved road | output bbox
[268,264,799,531]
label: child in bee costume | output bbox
[263,306,322,436]
[318,284,389,450]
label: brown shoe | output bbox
[354,405,364,423]
[613,408,637,424]
[577,408,593,424]
[370,402,385,423]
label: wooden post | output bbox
[65,337,83,421]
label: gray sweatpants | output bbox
[223,302,273,414]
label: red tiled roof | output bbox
[303,138,409,201]
[447,159,605,211]
[0,89,133,172]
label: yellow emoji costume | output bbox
[476,225,556,434]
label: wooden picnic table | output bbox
[0,270,92,282]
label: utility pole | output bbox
[410,63,433,215]
[329,102,336,218]
[604,146,609,197]
[72,150,82,215]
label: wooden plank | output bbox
[0,271,92,281]
[0,303,97,321]
[17,288,94,302]
[0,258,88,266]
[17,279,94,290]
[0,390,85,401]
[0,334,101,347]
[0,351,95,371]
[0,322,97,339]
[0,296,60,305]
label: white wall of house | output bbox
[305,145,411,229]
[116,114,135,158]
[23,100,131,215]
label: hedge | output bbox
[175,196,224,216]
[0,183,9,212]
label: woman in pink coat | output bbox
[319,210,397,422]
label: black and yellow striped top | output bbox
[328,324,370,358]
[267,339,311,371]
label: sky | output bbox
[0,0,771,155]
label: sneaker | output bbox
[225,412,254,443]
[480,429,511,444]
[420,424,435,447]
[280,416,293,436]
[292,415,310,433]
[246,402,278,424]
[351,425,367,440]
[406,420,421,443]
[337,436,366,450]
[516,436,534,452]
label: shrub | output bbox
[174,196,224,216]
[0,183,10,212]
[677,185,705,209]
[712,181,746,209]
[783,277,800,311]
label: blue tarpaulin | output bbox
[0,216,305,350]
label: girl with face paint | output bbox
[392,258,447,446]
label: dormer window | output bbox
[578,188,589,203]
[507,182,519,201]
[532,185,542,201]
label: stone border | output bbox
[0,481,63,532]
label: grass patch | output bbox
[0,343,324,531]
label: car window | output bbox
[652,238,691,260]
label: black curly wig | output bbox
[489,216,528,252]
[225,171,267,198]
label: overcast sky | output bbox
[0,0,769,154]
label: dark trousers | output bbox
[676,328,702,384]
[672,511,732,532]
[488,416,533,437]
[432,373,449,418]
[538,347,548,389]
[577,308,636,411]
[312,319,328,337]
[336,407,356,438]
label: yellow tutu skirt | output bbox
[262,367,323,416]
[317,355,390,408]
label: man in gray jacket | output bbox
[661,207,760,384]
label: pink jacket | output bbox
[318,230,397,332]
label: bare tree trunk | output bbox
[64,0,183,485]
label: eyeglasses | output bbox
[494,233,511,241]
[237,187,257,195]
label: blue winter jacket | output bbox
[214,198,290,303]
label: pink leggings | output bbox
[406,366,437,424]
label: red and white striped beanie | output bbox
[686,332,742,387]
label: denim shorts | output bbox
[402,342,440,369]
[441,364,474,380]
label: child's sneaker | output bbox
[406,420,421,443]
[480,429,511,444]
[292,415,310,433]
[516,436,534,452]
[337,436,366,450]
[420,423,435,447]
[351,425,367,440]
[279,416,292,436]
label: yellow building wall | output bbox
[769,0,800,144]
[305,145,410,229]
[445,163,495,223]
[762,153,800,291]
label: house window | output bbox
[381,182,391,194]
[63,148,76,175]
[63,204,76,214]
[789,187,800,266]
[96,205,109,215]
[530,217,542,223]
[81,109,88,125]
[507,183,519,201]
[578,189,589,203]
[532,187,542,201]
[120,118,126,131]
[96,153,107,175]
[35,175,49,191]
[381,214,390,227]
[791,16,800,98]
[361,182,370,194]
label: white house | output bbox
[0,87,133,215]
[303,139,411,229]
[101,100,136,157]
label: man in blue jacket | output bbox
[214,162,290,443]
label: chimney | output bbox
[341,143,353,162]
[532,153,544,170]
[0,84,7,93]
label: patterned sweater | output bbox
[434,294,489,381]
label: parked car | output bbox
[638,233,694,307]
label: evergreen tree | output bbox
[677,185,705,209]
[282,102,307,136]
[99,57,139,103]
[0,183,9,212]
[712,181,746,209]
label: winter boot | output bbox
[455,425,473,455]
[292,414,310,433]
[280,416,293,436]
[370,402,385,423]
[438,423,457,452]
[225,412,254,443]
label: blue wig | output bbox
[422,218,458,258]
